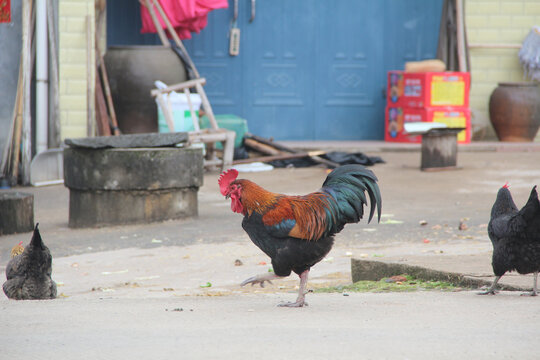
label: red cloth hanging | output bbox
[141,0,228,40]
[0,0,11,23]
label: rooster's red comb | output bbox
[503,182,510,189]
[218,168,239,195]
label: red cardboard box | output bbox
[387,71,470,108]
[385,106,471,144]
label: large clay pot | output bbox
[104,46,188,134]
[488,82,540,142]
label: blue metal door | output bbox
[108,0,443,140]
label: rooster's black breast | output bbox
[242,213,334,277]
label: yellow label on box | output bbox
[430,76,465,106]
[433,111,466,142]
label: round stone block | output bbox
[63,147,203,191]
[0,192,34,235]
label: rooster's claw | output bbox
[241,275,274,288]
[477,290,497,295]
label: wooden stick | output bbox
[183,88,200,131]
[46,0,60,148]
[150,78,206,95]
[86,15,95,137]
[455,0,467,72]
[233,151,327,165]
[155,92,175,131]
[95,72,112,136]
[243,133,339,168]
[10,64,24,178]
[195,82,220,130]
[467,43,521,49]
[141,0,170,47]
[95,34,120,135]
[244,133,296,153]
[0,52,22,176]
[244,138,285,156]
[21,0,34,185]
[150,0,200,78]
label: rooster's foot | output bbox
[477,290,498,295]
[241,273,279,288]
[520,291,538,297]
[277,300,308,308]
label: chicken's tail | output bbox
[321,164,382,233]
[29,223,44,250]
[519,185,540,224]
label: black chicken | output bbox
[3,224,57,300]
[479,185,540,296]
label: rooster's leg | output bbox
[521,272,538,297]
[241,273,281,288]
[278,270,310,308]
[477,276,501,295]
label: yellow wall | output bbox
[58,0,95,140]
[466,0,540,141]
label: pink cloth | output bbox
[141,0,228,40]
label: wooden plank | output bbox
[20,0,33,185]
[195,82,219,130]
[86,15,94,137]
[150,78,206,96]
[46,0,60,148]
[95,72,112,136]
[244,132,295,153]
[155,92,175,132]
[244,138,285,155]
[183,88,200,131]
[233,151,326,165]
[243,133,339,168]
[95,18,120,135]
[150,0,200,78]
[142,0,170,47]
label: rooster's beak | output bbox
[225,194,230,200]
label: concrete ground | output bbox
[1,143,540,359]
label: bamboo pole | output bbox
[243,133,339,168]
[233,151,327,165]
[468,43,521,49]
[183,88,200,131]
[86,15,95,137]
[455,0,467,72]
[21,0,34,185]
[244,138,286,156]
[46,0,60,148]
[141,0,170,46]
[10,65,24,179]
[150,78,206,95]
[150,0,200,78]
[95,42,120,135]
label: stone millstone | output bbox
[0,192,34,236]
[64,147,203,191]
[63,146,203,228]
[64,132,188,149]
[68,188,198,228]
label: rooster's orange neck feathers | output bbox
[236,180,278,215]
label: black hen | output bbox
[3,224,57,300]
[479,185,540,296]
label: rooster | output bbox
[219,165,382,307]
[3,224,57,300]
[479,184,540,296]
